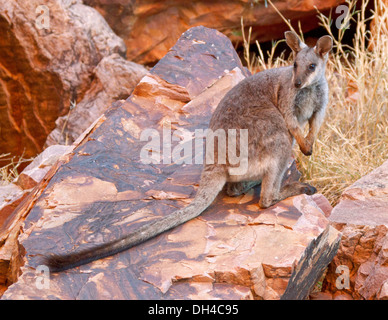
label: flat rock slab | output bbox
[330,159,388,227]
[2,26,336,300]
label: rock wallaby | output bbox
[44,31,333,272]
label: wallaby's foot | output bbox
[299,182,317,195]
[280,181,317,199]
[258,182,317,209]
[226,181,260,197]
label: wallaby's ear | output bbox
[285,31,306,53]
[314,35,333,57]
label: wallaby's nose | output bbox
[294,80,302,88]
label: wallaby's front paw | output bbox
[301,144,313,156]
[302,136,315,156]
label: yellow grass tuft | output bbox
[0,153,33,185]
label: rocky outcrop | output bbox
[84,0,345,65]
[0,26,340,300]
[0,0,145,165]
[322,160,388,300]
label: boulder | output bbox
[84,0,345,65]
[323,159,388,300]
[1,26,339,300]
[0,0,145,166]
[45,54,148,146]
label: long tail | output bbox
[43,171,226,272]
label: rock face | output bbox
[0,26,339,300]
[0,0,145,165]
[323,160,388,300]
[45,53,148,146]
[84,0,345,65]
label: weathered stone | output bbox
[309,291,333,300]
[323,160,388,300]
[1,26,335,300]
[0,184,28,231]
[0,0,127,165]
[377,280,388,300]
[16,145,74,190]
[333,291,353,300]
[45,54,148,147]
[84,0,345,65]
[281,225,341,300]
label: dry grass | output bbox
[243,0,388,205]
[0,153,32,186]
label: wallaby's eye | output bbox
[309,63,316,71]
[294,62,297,69]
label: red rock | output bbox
[324,160,388,300]
[0,0,138,166]
[0,184,27,229]
[45,54,147,147]
[84,0,345,65]
[333,291,353,300]
[16,145,74,190]
[311,194,333,218]
[309,291,333,300]
[378,280,388,300]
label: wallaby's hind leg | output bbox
[258,157,317,208]
[259,170,317,209]
[226,181,260,197]
[258,166,281,209]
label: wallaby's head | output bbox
[285,31,333,89]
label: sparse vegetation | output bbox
[0,153,32,185]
